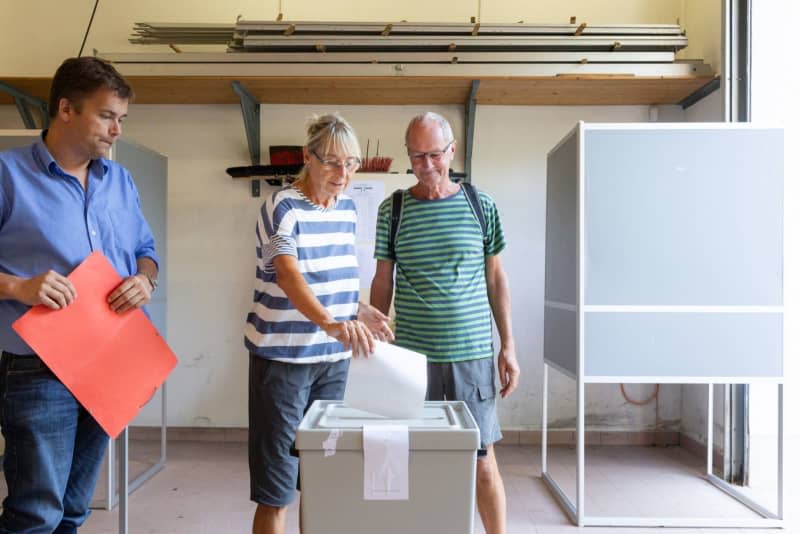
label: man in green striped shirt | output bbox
[371,112,519,534]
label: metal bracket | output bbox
[231,81,261,197]
[464,80,479,183]
[0,81,49,130]
[679,77,720,109]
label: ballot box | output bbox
[296,400,480,534]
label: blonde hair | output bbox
[296,114,361,183]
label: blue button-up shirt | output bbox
[0,134,159,353]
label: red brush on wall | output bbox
[358,139,393,173]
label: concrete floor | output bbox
[51,440,797,534]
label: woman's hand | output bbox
[324,320,375,357]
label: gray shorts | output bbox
[248,354,349,507]
[426,357,502,457]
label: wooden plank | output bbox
[239,77,471,105]
[125,77,240,104]
[0,78,51,104]
[476,75,717,105]
[1,75,717,107]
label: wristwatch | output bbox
[138,272,158,292]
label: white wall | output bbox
[678,0,723,74]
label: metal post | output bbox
[118,428,129,534]
[161,382,168,463]
[722,0,731,122]
[777,383,783,519]
[541,364,548,474]
[723,0,752,123]
[577,377,585,525]
[723,385,732,480]
[104,437,115,510]
[707,384,714,476]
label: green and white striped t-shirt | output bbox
[374,187,506,363]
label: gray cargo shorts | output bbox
[426,357,502,458]
[248,354,349,507]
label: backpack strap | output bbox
[461,183,488,248]
[388,188,405,260]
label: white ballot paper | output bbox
[363,425,409,500]
[344,341,427,419]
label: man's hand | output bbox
[357,302,394,342]
[107,273,152,314]
[324,320,375,358]
[497,346,520,399]
[15,270,77,309]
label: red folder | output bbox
[12,251,177,438]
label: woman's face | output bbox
[304,146,360,201]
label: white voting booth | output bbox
[0,130,169,534]
[542,122,784,528]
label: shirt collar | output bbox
[33,130,109,179]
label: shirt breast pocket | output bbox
[102,207,138,263]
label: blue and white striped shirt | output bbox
[245,186,359,363]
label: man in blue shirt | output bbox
[0,57,159,532]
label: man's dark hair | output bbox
[48,57,133,118]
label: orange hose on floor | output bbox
[619,383,660,406]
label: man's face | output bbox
[63,88,128,159]
[406,121,455,185]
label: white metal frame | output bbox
[542,364,785,528]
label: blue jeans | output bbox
[0,352,109,533]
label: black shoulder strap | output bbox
[461,183,488,246]
[388,189,405,260]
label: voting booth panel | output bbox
[544,123,784,381]
[296,401,480,534]
[542,123,784,528]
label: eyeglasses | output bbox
[407,141,453,163]
[311,150,361,172]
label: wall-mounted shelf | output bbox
[0,72,717,107]
[226,164,302,188]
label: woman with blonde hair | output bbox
[245,113,392,534]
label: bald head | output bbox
[405,112,454,146]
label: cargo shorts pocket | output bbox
[477,382,496,401]
[459,358,495,399]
